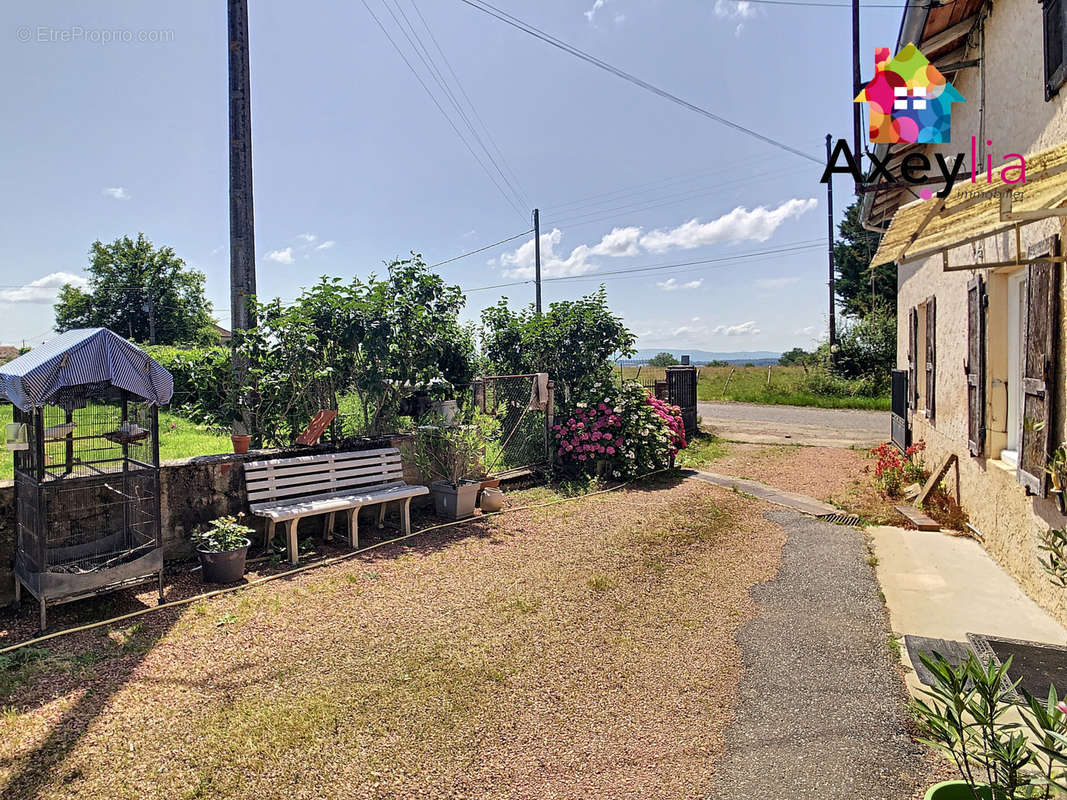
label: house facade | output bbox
[862,0,1067,617]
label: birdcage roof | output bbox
[0,328,174,411]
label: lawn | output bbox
[0,405,231,481]
[619,365,891,410]
[0,476,785,799]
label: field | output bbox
[0,405,231,481]
[618,365,890,410]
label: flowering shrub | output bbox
[552,381,686,479]
[870,439,926,497]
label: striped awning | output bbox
[0,328,174,411]
[870,140,1067,268]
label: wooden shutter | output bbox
[966,276,987,456]
[908,307,918,411]
[1019,236,1060,495]
[1045,0,1067,100]
[925,296,937,424]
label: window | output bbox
[1044,0,1067,100]
[908,299,936,423]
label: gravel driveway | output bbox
[710,511,935,799]
[698,402,889,447]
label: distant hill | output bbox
[624,349,781,366]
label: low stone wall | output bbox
[0,435,422,606]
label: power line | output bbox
[408,0,532,209]
[716,0,955,6]
[359,0,529,221]
[379,0,529,215]
[455,0,823,164]
[427,228,534,268]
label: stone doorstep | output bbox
[683,469,838,516]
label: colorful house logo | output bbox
[855,43,965,144]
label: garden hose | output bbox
[0,469,669,656]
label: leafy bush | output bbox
[192,515,254,552]
[830,303,896,381]
[146,345,233,428]
[481,286,635,404]
[411,419,491,487]
[552,381,685,479]
[647,352,679,367]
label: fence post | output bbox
[545,379,555,464]
[472,378,485,413]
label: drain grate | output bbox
[816,512,862,527]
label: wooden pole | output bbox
[533,208,542,314]
[826,134,837,362]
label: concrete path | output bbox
[698,401,889,448]
[870,525,1067,699]
[711,511,929,799]
[685,469,837,516]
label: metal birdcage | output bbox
[2,329,173,630]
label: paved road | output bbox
[709,511,930,799]
[697,401,889,447]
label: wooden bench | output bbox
[244,447,429,564]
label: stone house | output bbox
[861,0,1067,616]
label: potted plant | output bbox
[413,423,484,520]
[231,420,252,455]
[192,514,254,583]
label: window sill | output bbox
[988,458,1017,476]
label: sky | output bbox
[0,0,904,353]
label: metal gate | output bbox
[474,374,554,476]
[665,366,698,438]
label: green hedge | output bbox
[146,345,232,428]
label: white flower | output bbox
[577,401,587,408]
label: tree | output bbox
[831,303,897,381]
[480,286,636,403]
[778,347,812,367]
[235,255,477,443]
[648,352,679,367]
[834,200,896,318]
[54,233,217,344]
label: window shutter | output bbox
[1019,236,1059,496]
[966,276,987,457]
[908,307,918,411]
[1044,0,1067,100]
[925,296,937,424]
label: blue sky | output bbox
[0,0,903,352]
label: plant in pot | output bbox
[413,422,485,520]
[192,514,254,584]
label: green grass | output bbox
[674,434,729,469]
[620,365,890,410]
[0,405,231,481]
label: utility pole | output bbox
[533,208,542,314]
[144,292,157,345]
[826,134,837,358]
[852,0,862,196]
[228,0,256,432]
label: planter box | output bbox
[431,480,480,520]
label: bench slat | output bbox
[247,468,406,502]
[244,446,401,472]
[249,483,429,521]
[246,457,401,486]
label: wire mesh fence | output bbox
[475,375,551,476]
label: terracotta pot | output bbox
[480,487,504,513]
[231,434,251,454]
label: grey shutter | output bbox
[966,276,987,456]
[925,296,937,424]
[908,307,918,411]
[1019,236,1060,495]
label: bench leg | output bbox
[347,509,359,550]
[401,497,412,536]
[324,511,336,542]
[377,503,386,529]
[284,520,299,566]
[265,519,275,550]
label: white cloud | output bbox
[711,321,760,336]
[639,198,818,253]
[463,229,477,239]
[584,0,607,21]
[735,23,745,37]
[794,325,819,337]
[316,240,336,250]
[0,272,86,304]
[714,0,756,18]
[499,227,640,279]
[296,233,317,243]
[657,277,704,291]
[267,247,294,264]
[755,276,800,290]
[102,187,129,200]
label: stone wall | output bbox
[0,435,423,606]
